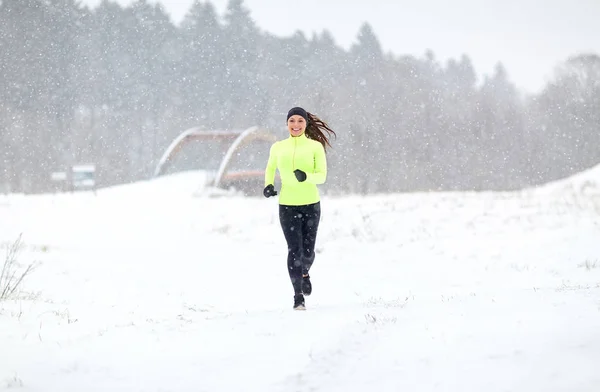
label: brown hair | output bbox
[305,112,336,152]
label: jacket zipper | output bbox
[293,136,297,170]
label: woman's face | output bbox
[287,115,306,137]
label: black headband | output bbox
[287,107,308,122]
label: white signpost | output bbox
[72,164,96,192]
[50,171,68,192]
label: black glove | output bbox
[294,169,307,182]
[263,184,277,198]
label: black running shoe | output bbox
[293,293,305,310]
[302,274,312,296]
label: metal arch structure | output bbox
[153,126,240,178]
[153,125,278,190]
[213,126,278,188]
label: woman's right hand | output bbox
[263,184,277,198]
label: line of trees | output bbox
[1,0,599,194]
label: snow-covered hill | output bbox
[1,168,599,391]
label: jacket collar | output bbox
[288,132,308,141]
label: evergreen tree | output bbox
[179,0,225,129]
[221,0,265,128]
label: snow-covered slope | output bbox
[1,169,599,391]
[530,162,600,196]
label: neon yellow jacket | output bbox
[264,133,327,206]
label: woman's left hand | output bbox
[294,169,307,182]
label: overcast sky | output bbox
[82,0,600,94]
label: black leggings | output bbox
[279,202,321,295]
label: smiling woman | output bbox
[263,107,336,310]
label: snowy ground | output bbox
[1,169,600,392]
